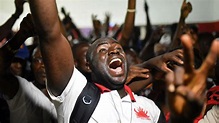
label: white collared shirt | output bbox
[48,67,160,123]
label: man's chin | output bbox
[109,84,124,90]
[109,80,125,90]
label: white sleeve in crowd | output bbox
[198,105,219,123]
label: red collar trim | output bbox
[124,85,136,102]
[94,83,111,93]
[94,83,136,102]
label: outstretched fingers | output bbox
[165,71,175,93]
[181,34,194,74]
[199,39,219,75]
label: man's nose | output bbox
[108,49,119,55]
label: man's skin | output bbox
[28,0,176,99]
[87,37,129,97]
[26,0,219,122]
[0,0,26,42]
[169,0,192,51]
[165,34,219,122]
[0,14,36,98]
[31,46,50,97]
[71,42,92,82]
[0,13,57,122]
[28,0,74,96]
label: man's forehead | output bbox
[92,37,118,46]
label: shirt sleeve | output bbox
[198,105,219,123]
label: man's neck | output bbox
[117,87,127,98]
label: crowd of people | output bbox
[0,0,218,123]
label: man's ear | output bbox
[74,60,78,67]
[86,62,92,72]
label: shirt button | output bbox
[58,96,63,102]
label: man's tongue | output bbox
[109,58,122,74]
[111,67,122,73]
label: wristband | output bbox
[127,9,136,12]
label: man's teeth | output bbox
[110,58,121,64]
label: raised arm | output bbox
[0,0,25,41]
[28,0,74,96]
[61,7,85,41]
[168,0,192,51]
[140,49,184,73]
[142,0,153,45]
[103,12,111,36]
[126,65,151,93]
[139,26,164,61]
[127,49,184,93]
[0,14,36,98]
[119,0,136,47]
[166,34,219,123]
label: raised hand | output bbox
[14,0,26,17]
[181,0,192,19]
[104,12,111,21]
[91,14,102,36]
[103,12,111,35]
[168,0,193,51]
[163,49,184,71]
[126,65,150,85]
[91,14,98,21]
[150,26,165,43]
[145,49,184,73]
[0,14,36,68]
[19,14,37,37]
[61,7,67,16]
[165,34,219,122]
[144,0,149,12]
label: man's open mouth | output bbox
[109,58,123,75]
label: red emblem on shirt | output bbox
[134,107,151,120]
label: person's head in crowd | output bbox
[72,41,92,81]
[86,37,128,90]
[93,19,102,33]
[159,32,171,47]
[170,23,198,42]
[154,43,167,56]
[30,46,46,89]
[10,44,29,77]
[197,32,215,59]
[188,24,198,41]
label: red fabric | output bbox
[94,83,110,93]
[206,86,219,106]
[94,83,136,102]
[166,112,203,123]
[71,29,79,39]
[193,114,203,123]
[165,112,170,123]
[124,85,136,102]
[198,21,219,33]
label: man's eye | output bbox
[117,48,123,52]
[99,48,107,53]
[33,58,43,63]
